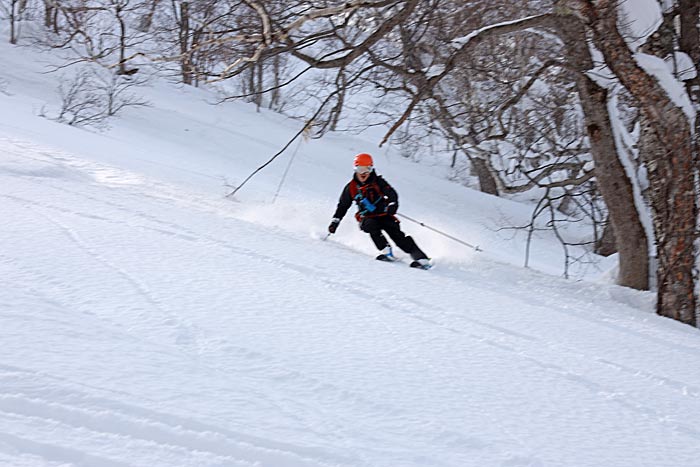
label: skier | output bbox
[328,153,431,269]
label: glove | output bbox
[328,218,340,234]
[386,202,398,216]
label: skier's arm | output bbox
[332,184,353,220]
[377,177,399,215]
[329,184,352,233]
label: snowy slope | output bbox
[2,39,700,467]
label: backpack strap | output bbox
[348,179,359,199]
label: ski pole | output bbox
[397,213,482,251]
[272,135,304,204]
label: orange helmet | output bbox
[354,153,374,167]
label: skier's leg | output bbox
[380,217,429,260]
[360,217,389,250]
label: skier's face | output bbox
[356,166,372,182]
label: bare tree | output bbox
[556,15,649,290]
[38,0,149,74]
[556,0,696,325]
[52,67,148,127]
[2,0,29,44]
[55,72,105,127]
[42,0,58,31]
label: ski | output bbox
[409,260,432,270]
[376,254,399,262]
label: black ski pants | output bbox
[360,216,428,260]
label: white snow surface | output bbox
[634,52,697,125]
[2,38,700,467]
[618,0,662,52]
[667,51,698,81]
[451,14,546,47]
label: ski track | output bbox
[0,368,350,467]
[3,137,700,466]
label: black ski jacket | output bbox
[332,171,398,222]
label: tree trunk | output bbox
[679,0,699,160]
[43,0,54,29]
[678,0,699,325]
[329,72,346,131]
[115,4,127,75]
[269,55,281,110]
[559,17,649,289]
[595,219,617,257]
[9,0,17,44]
[571,0,696,325]
[179,2,193,85]
[255,60,263,111]
[471,157,499,196]
[138,0,160,32]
